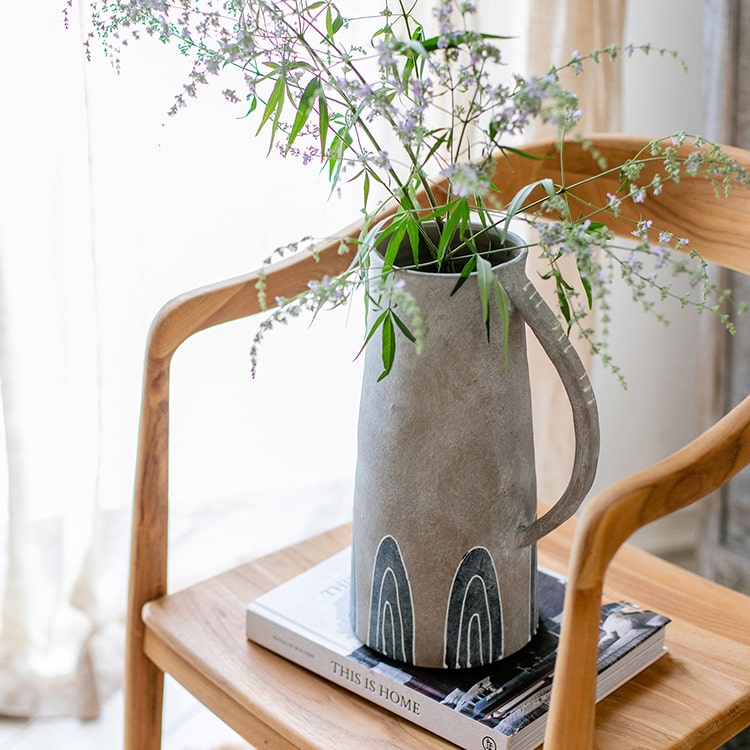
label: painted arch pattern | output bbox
[368,536,414,664]
[444,547,502,668]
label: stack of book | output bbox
[246,548,669,750]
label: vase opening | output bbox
[385,220,522,275]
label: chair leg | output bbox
[124,647,164,750]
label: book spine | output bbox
[246,607,510,750]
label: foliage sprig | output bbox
[88,0,750,381]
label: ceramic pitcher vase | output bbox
[350,226,600,669]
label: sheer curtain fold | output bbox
[0,1,123,719]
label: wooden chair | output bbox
[126,135,750,750]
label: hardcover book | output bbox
[246,548,669,750]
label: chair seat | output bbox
[141,522,750,750]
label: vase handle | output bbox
[503,269,601,548]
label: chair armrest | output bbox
[544,393,750,749]
[125,224,360,728]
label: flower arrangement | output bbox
[86,0,749,380]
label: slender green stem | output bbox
[279,2,446,229]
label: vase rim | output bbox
[381,224,528,279]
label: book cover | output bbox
[246,548,669,750]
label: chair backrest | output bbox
[128,134,750,750]
[490,135,750,275]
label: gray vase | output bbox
[350,224,600,668]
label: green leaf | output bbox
[556,283,572,328]
[391,310,416,343]
[438,201,469,263]
[419,32,513,53]
[256,77,284,134]
[502,178,555,239]
[289,77,322,147]
[327,125,353,191]
[256,76,286,152]
[422,130,449,166]
[384,221,407,270]
[489,117,499,144]
[450,254,476,296]
[476,255,493,340]
[354,308,389,361]
[378,313,396,381]
[494,278,511,370]
[401,55,415,91]
[581,274,594,309]
[318,93,329,157]
[243,95,258,118]
[358,215,392,261]
[406,218,421,266]
[363,172,370,209]
[400,38,428,58]
[346,168,365,184]
[421,202,452,220]
[496,143,553,162]
[419,34,443,52]
[325,5,344,39]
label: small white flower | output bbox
[441,162,492,198]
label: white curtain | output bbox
[0,0,360,718]
[0,2,113,717]
[0,0,627,720]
